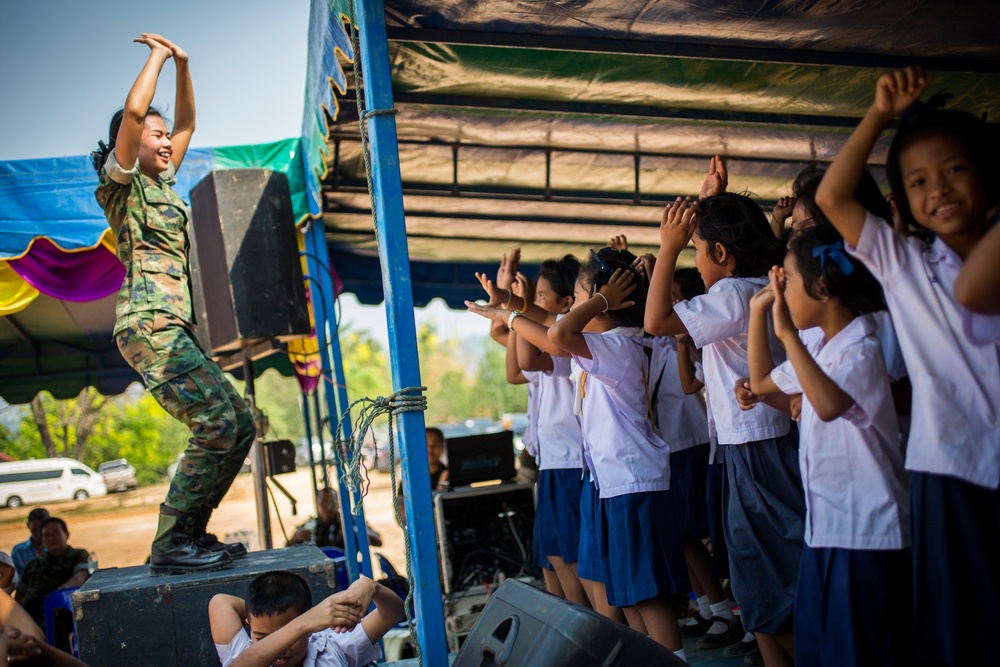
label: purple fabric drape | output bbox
[8,237,124,302]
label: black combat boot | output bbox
[191,506,248,559]
[149,505,233,576]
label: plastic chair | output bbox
[43,586,80,657]
[320,546,350,591]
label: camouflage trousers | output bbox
[116,312,255,513]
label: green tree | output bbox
[473,339,528,417]
[28,388,107,461]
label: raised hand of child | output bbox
[734,378,759,411]
[772,196,796,231]
[872,67,928,120]
[750,282,776,313]
[609,234,629,251]
[496,249,521,290]
[769,266,797,343]
[660,197,697,254]
[512,272,535,306]
[597,269,637,311]
[474,272,506,307]
[632,254,655,281]
[699,155,728,200]
[306,592,364,634]
[465,301,509,326]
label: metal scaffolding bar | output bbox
[302,219,374,583]
[355,0,448,662]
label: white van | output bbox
[0,458,108,509]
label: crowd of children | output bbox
[467,67,999,667]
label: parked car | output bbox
[500,412,530,452]
[295,438,335,468]
[439,418,504,441]
[0,458,108,508]
[98,459,138,492]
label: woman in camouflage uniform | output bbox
[93,34,253,575]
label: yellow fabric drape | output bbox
[0,261,40,315]
[286,229,322,382]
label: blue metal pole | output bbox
[300,391,319,500]
[354,0,447,663]
[329,327,376,580]
[302,221,374,582]
[311,390,329,489]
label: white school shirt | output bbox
[847,213,1000,489]
[964,310,1000,346]
[771,315,910,550]
[647,336,710,453]
[574,329,672,498]
[797,310,907,383]
[521,371,541,459]
[673,277,791,445]
[696,361,723,463]
[216,624,381,667]
[534,355,584,469]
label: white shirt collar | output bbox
[815,313,878,361]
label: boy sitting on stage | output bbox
[209,570,404,667]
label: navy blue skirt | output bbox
[795,546,913,667]
[706,459,730,580]
[598,490,690,608]
[576,472,603,582]
[532,468,584,567]
[911,472,1000,666]
[721,433,805,634]
[669,443,711,540]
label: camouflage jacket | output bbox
[95,156,194,334]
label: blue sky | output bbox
[0,0,487,345]
[0,1,310,161]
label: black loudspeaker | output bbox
[453,579,685,667]
[75,547,343,667]
[263,439,296,475]
[189,169,311,354]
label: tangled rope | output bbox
[333,385,427,664]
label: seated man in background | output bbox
[397,427,449,527]
[287,487,382,550]
[14,518,90,633]
[11,508,50,579]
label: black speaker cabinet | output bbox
[74,546,343,667]
[454,579,685,667]
[189,169,310,353]
[263,439,296,475]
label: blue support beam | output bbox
[354,0,448,663]
[328,317,376,580]
[300,391,319,499]
[302,220,374,583]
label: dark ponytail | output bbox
[91,106,165,174]
[537,254,580,300]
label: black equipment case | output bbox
[74,546,342,667]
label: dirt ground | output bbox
[0,467,407,576]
